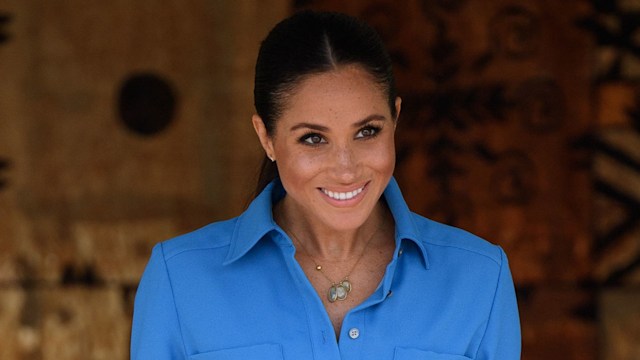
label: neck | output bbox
[274,198,388,261]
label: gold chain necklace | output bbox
[288,226,380,303]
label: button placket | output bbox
[277,232,342,359]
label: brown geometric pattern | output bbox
[592,84,640,286]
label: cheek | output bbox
[374,149,396,175]
[367,136,396,173]
[275,146,324,183]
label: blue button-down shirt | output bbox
[131,177,521,359]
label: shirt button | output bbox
[348,328,360,339]
[398,248,404,256]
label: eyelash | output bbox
[356,125,382,139]
[299,133,326,145]
[298,124,383,145]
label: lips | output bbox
[320,184,366,201]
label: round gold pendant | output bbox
[328,285,338,302]
[336,284,348,301]
[327,280,353,303]
[340,279,352,293]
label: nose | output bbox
[330,144,359,182]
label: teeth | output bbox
[322,186,364,201]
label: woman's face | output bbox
[253,65,401,231]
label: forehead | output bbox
[295,65,383,97]
[280,65,389,121]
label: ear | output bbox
[393,97,402,129]
[252,114,276,161]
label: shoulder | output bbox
[410,212,504,267]
[157,217,239,261]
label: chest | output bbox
[169,243,498,359]
[294,242,394,338]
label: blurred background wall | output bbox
[0,0,639,359]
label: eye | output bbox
[356,125,381,139]
[301,133,326,145]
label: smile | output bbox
[321,185,365,201]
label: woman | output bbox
[131,11,521,360]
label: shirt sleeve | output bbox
[131,243,186,360]
[475,247,521,359]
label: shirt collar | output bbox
[223,179,284,265]
[383,177,430,269]
[224,176,429,269]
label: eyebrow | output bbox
[289,114,388,132]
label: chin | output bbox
[319,200,381,231]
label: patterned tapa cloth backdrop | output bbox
[0,1,288,359]
[580,1,640,358]
[297,0,640,359]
